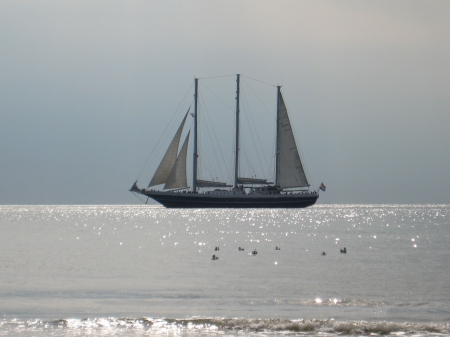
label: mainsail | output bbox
[148,110,189,187]
[164,131,190,189]
[276,93,309,188]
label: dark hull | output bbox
[142,191,319,208]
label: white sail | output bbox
[148,110,189,187]
[164,131,190,189]
[276,94,309,188]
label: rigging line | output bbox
[196,99,212,182]
[136,82,194,181]
[198,86,231,173]
[131,191,148,204]
[197,74,235,80]
[241,78,276,122]
[199,81,235,114]
[195,98,206,181]
[241,90,270,178]
[241,146,257,178]
[196,98,211,181]
[239,89,258,177]
[198,93,230,181]
[241,95,263,175]
[245,124,265,178]
[197,80,234,181]
[241,75,277,88]
[242,78,276,179]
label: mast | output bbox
[192,78,198,193]
[234,74,240,188]
[275,85,281,188]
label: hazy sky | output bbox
[1,1,449,205]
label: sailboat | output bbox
[130,75,319,208]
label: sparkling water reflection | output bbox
[0,205,449,336]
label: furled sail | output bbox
[148,110,189,187]
[276,94,309,188]
[197,180,232,188]
[237,177,271,185]
[164,131,190,189]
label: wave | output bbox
[2,317,450,336]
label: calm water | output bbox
[0,204,449,336]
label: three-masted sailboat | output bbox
[130,75,319,208]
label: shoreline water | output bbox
[1,317,450,336]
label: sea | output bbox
[0,204,449,336]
